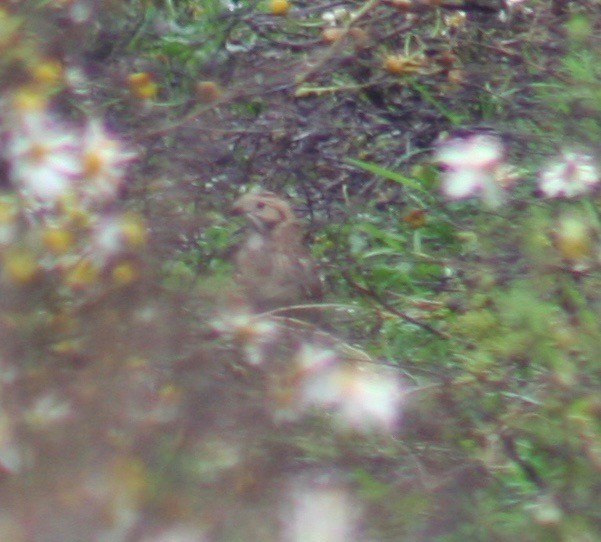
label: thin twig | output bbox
[342,271,449,339]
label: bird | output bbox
[231,190,323,312]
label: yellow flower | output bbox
[31,59,63,87]
[65,258,99,288]
[42,226,74,253]
[268,0,290,16]
[127,72,158,100]
[120,214,147,248]
[3,247,38,284]
[555,215,591,262]
[111,260,138,286]
[12,87,48,113]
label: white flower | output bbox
[25,392,74,427]
[296,345,405,433]
[322,7,349,26]
[87,213,146,264]
[5,110,80,202]
[440,168,495,199]
[211,309,278,365]
[435,134,506,207]
[3,108,135,207]
[436,134,503,171]
[295,343,338,373]
[90,215,128,260]
[282,473,357,542]
[78,121,136,204]
[330,365,404,432]
[538,151,600,198]
[141,526,208,542]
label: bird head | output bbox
[231,191,296,232]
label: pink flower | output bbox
[538,151,599,198]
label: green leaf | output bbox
[347,158,429,194]
[410,82,467,125]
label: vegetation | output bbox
[0,0,600,540]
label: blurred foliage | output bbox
[0,0,600,540]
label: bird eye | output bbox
[256,201,266,210]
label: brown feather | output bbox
[231,192,323,311]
